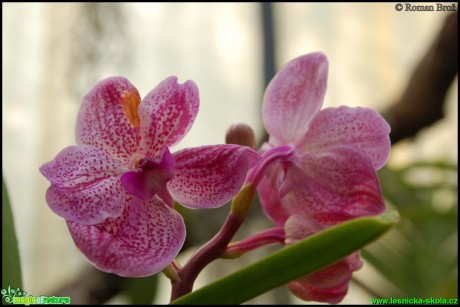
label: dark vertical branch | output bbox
[259,2,276,147]
[262,2,276,88]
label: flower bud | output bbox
[225,123,256,149]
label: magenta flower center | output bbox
[120,147,176,207]
[137,157,162,170]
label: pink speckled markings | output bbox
[257,53,391,303]
[40,76,259,277]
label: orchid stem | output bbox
[222,227,286,259]
[170,185,255,301]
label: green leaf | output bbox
[124,274,158,304]
[171,211,398,304]
[2,177,23,289]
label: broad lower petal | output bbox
[139,76,199,157]
[299,106,391,169]
[263,53,328,145]
[40,145,126,225]
[76,77,141,162]
[280,146,385,218]
[67,197,186,277]
[169,145,260,209]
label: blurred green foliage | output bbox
[124,274,158,304]
[2,177,23,290]
[363,161,458,299]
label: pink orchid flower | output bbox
[40,76,259,277]
[257,53,391,303]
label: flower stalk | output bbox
[222,227,286,259]
[170,185,255,300]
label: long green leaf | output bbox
[171,211,398,304]
[2,177,23,289]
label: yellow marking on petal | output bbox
[121,89,141,127]
[133,157,141,169]
[128,156,142,169]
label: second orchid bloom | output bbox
[257,52,391,303]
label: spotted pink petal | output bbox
[299,106,391,170]
[39,145,126,225]
[67,197,185,277]
[76,77,141,162]
[263,53,328,146]
[139,76,199,157]
[168,145,260,209]
[278,146,385,219]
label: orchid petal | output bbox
[284,214,325,244]
[39,146,126,225]
[139,76,199,157]
[67,197,185,277]
[293,259,355,289]
[257,165,290,227]
[279,146,385,218]
[300,106,391,169]
[263,53,328,145]
[168,145,260,209]
[76,77,141,162]
[287,251,362,304]
[287,272,351,304]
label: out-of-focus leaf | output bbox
[124,274,158,304]
[2,177,23,289]
[171,212,398,305]
[364,162,457,298]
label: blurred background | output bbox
[2,2,457,304]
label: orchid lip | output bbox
[120,147,176,206]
